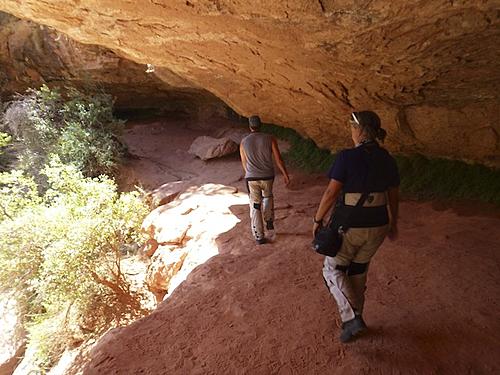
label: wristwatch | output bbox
[313,217,323,224]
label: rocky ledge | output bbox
[0,1,499,166]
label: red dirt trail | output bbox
[85,118,500,375]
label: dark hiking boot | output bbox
[340,315,367,343]
[256,238,267,245]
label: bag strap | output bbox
[341,191,369,229]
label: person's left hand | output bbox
[283,174,290,186]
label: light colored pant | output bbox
[323,225,389,322]
[247,179,274,240]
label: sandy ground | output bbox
[85,117,500,375]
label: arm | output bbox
[239,143,247,174]
[271,137,290,185]
[312,179,343,237]
[387,186,399,240]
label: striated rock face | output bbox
[0,12,227,118]
[0,1,499,166]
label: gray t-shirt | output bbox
[241,132,275,179]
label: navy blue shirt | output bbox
[328,142,400,193]
[327,142,399,227]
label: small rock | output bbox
[188,136,238,161]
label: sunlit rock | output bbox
[0,297,26,375]
[141,183,247,303]
[145,246,188,303]
[188,136,239,161]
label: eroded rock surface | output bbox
[142,183,247,303]
[188,135,238,160]
[0,11,227,118]
[1,1,499,165]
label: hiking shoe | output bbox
[340,316,367,343]
[266,220,274,230]
[256,238,267,245]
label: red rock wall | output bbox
[0,1,499,166]
[0,12,227,118]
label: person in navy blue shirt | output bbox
[313,111,400,343]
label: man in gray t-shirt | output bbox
[240,115,290,245]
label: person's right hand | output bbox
[388,223,398,241]
[283,174,290,186]
[312,222,321,239]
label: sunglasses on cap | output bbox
[351,112,360,125]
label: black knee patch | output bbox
[347,262,368,276]
[335,264,348,273]
[253,203,261,210]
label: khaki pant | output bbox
[322,225,389,322]
[247,179,274,240]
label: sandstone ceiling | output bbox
[0,12,226,117]
[0,1,499,166]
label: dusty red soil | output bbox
[85,117,500,375]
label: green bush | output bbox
[1,85,126,180]
[262,123,335,172]
[264,124,500,205]
[0,131,13,171]
[395,154,500,204]
[0,158,150,369]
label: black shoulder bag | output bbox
[312,192,369,257]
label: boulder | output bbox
[141,183,247,302]
[188,136,239,161]
[214,128,250,144]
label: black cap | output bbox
[248,115,262,129]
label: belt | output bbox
[344,192,387,207]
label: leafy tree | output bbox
[0,158,150,369]
[1,85,126,180]
[0,131,13,171]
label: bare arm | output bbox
[271,137,290,185]
[239,143,247,174]
[312,179,343,237]
[387,186,399,240]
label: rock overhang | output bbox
[0,0,498,166]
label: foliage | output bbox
[394,154,500,205]
[0,169,40,220]
[0,131,13,171]
[0,158,150,369]
[1,85,126,180]
[264,124,500,205]
[262,124,335,172]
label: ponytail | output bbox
[376,128,387,142]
